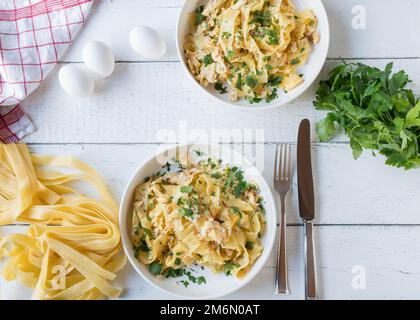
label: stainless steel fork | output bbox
[274,144,292,295]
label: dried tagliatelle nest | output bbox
[0,144,126,300]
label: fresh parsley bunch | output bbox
[314,62,420,169]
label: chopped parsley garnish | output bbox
[164,268,184,278]
[194,150,204,156]
[149,262,163,275]
[160,266,207,287]
[245,75,258,88]
[179,207,194,218]
[194,5,206,26]
[249,96,263,104]
[180,185,193,194]
[163,267,208,287]
[134,239,150,258]
[223,261,241,276]
[197,276,206,285]
[211,172,222,179]
[223,166,251,198]
[203,54,214,66]
[266,88,278,103]
[268,76,283,87]
[251,10,271,26]
[136,221,153,239]
[233,179,248,198]
[264,28,279,45]
[236,73,243,90]
[140,240,150,252]
[245,241,254,250]
[291,58,300,65]
[142,227,153,238]
[215,82,228,94]
[221,31,231,39]
[231,206,242,218]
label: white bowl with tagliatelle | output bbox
[119,144,277,299]
[176,0,330,108]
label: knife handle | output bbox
[304,221,317,300]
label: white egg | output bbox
[82,41,115,77]
[129,26,166,59]
[58,65,95,98]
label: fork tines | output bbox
[274,144,292,185]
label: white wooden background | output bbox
[1,0,420,300]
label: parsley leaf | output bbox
[203,54,214,67]
[267,76,283,87]
[215,82,228,94]
[223,261,240,276]
[179,207,194,217]
[181,280,189,287]
[251,10,271,26]
[221,31,231,39]
[236,73,243,90]
[291,58,300,65]
[245,241,254,250]
[313,62,420,170]
[149,262,163,275]
[194,5,206,26]
[211,172,222,179]
[180,185,193,194]
[266,88,278,103]
[142,227,153,238]
[197,276,206,285]
[246,75,258,88]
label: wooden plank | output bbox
[22,59,420,144]
[5,143,420,225]
[60,0,420,62]
[2,225,420,299]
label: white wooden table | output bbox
[1,0,420,300]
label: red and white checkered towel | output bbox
[0,0,94,143]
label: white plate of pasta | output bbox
[119,144,277,299]
[176,0,330,109]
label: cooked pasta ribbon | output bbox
[0,144,125,300]
[132,154,266,279]
[184,0,319,103]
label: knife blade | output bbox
[297,118,317,300]
[297,118,315,222]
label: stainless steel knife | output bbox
[297,119,317,300]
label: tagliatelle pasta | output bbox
[0,144,125,300]
[184,0,319,103]
[132,153,266,281]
